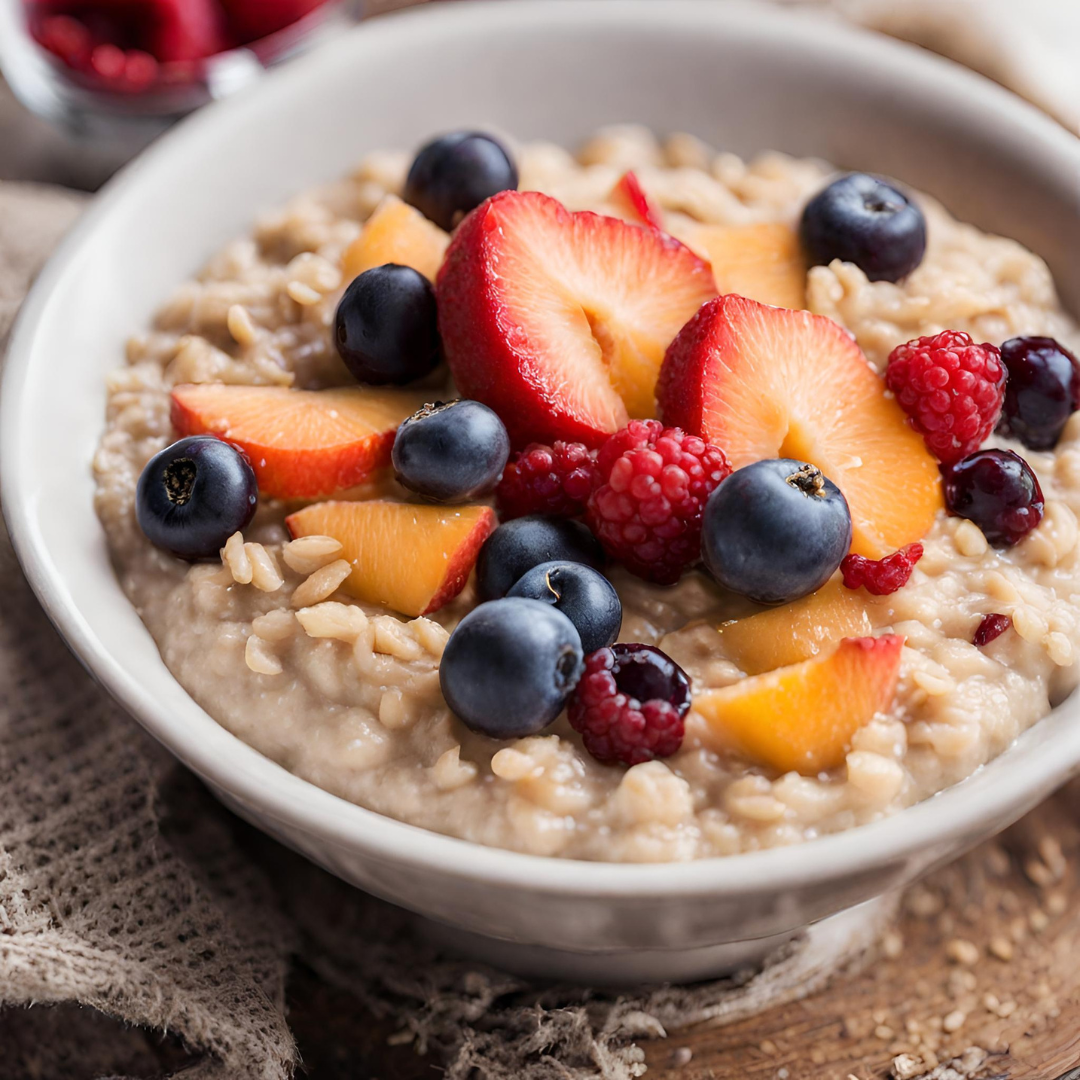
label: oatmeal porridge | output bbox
[94,125,1080,862]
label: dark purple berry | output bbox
[996,336,1080,451]
[334,263,440,385]
[800,173,926,282]
[404,132,518,231]
[942,449,1044,546]
[440,598,583,738]
[392,399,510,503]
[508,561,622,653]
[136,436,257,560]
[475,515,605,602]
[701,459,853,605]
[606,643,691,716]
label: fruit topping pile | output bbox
[132,136,1076,778]
[27,0,327,91]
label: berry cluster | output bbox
[568,645,690,766]
[885,330,1005,465]
[497,441,598,520]
[841,543,923,596]
[585,420,731,585]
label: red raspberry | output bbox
[585,420,731,584]
[885,330,1006,464]
[568,644,690,766]
[496,441,598,520]
[841,542,923,595]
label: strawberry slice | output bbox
[608,171,663,229]
[658,295,942,558]
[286,500,496,617]
[436,190,716,448]
[171,384,428,500]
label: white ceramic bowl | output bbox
[4,0,1080,985]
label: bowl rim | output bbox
[4,0,1080,899]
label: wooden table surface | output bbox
[3,46,1079,1080]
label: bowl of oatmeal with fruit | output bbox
[4,0,1080,981]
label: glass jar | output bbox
[0,0,362,169]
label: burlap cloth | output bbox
[1,6,1077,1078]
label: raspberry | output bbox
[885,330,1006,464]
[568,644,690,766]
[585,420,730,584]
[841,542,923,595]
[973,613,1011,647]
[496,441,598,520]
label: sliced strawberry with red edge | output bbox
[436,190,716,449]
[608,171,663,229]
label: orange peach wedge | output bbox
[342,194,450,283]
[285,500,496,617]
[674,220,808,310]
[171,383,428,500]
[716,578,873,675]
[695,634,904,775]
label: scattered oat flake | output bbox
[942,1009,966,1032]
[945,938,979,966]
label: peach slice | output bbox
[659,295,943,557]
[695,634,904,775]
[285,500,496,617]
[171,384,428,499]
[674,221,808,310]
[716,578,872,675]
[342,194,450,283]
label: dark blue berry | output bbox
[607,643,691,715]
[404,131,518,231]
[136,436,257,561]
[701,459,852,605]
[440,597,584,738]
[507,560,622,653]
[800,173,926,282]
[334,263,440,385]
[997,336,1080,451]
[392,399,510,503]
[942,448,1044,546]
[476,515,605,602]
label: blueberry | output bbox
[800,173,926,283]
[392,399,510,503]
[508,560,622,653]
[440,597,584,738]
[701,459,852,605]
[942,448,1044,546]
[136,436,257,561]
[997,336,1080,451]
[404,131,518,231]
[476,515,605,602]
[334,263,440,385]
